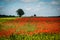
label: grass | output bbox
[0,33,60,40]
[0,18,16,22]
[0,17,60,40]
[18,23,36,32]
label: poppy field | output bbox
[0,17,60,40]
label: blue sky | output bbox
[0,0,60,16]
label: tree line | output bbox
[0,9,24,17]
[0,15,15,17]
[0,8,60,17]
[0,9,37,17]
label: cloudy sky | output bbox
[0,0,60,16]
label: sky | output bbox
[0,0,60,16]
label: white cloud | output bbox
[21,0,39,2]
[38,2,46,5]
[25,7,40,12]
[51,1,59,5]
[33,8,40,12]
[25,7,32,11]
[37,1,59,5]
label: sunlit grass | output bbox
[0,18,16,22]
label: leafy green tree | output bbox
[16,9,24,17]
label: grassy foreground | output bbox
[0,33,60,40]
[0,17,60,40]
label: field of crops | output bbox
[0,17,60,40]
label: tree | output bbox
[16,9,24,17]
[34,14,36,17]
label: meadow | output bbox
[0,17,60,40]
